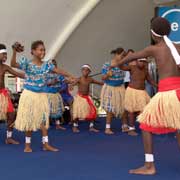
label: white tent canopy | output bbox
[0,0,179,68]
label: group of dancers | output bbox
[0,16,180,175]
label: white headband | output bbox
[151,29,180,65]
[151,29,163,38]
[138,58,147,62]
[81,65,92,71]
[0,49,7,54]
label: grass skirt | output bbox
[125,87,150,113]
[100,84,125,117]
[0,89,14,120]
[73,94,96,121]
[48,93,64,119]
[15,89,49,131]
[139,77,180,134]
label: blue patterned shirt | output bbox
[102,62,125,86]
[60,80,73,105]
[18,56,55,92]
[44,73,65,93]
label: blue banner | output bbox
[158,7,180,44]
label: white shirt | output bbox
[124,71,130,83]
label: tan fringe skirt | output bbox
[0,93,8,120]
[100,84,125,117]
[125,87,150,113]
[15,89,49,131]
[138,90,180,131]
[73,94,96,120]
[47,93,64,119]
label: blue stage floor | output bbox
[0,118,180,180]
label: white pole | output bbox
[92,84,94,97]
[45,0,102,60]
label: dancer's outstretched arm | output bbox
[117,46,153,67]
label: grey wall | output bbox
[55,0,155,96]
[56,0,155,77]
[0,0,87,61]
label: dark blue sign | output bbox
[158,7,180,44]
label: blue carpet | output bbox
[0,118,180,180]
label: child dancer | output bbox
[124,49,134,89]
[116,17,180,175]
[60,80,73,107]
[101,47,127,135]
[122,49,135,132]
[59,78,74,124]
[0,44,24,144]
[121,59,157,136]
[45,59,66,130]
[11,41,75,152]
[72,64,103,133]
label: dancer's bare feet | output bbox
[24,143,33,153]
[43,143,59,152]
[122,126,129,133]
[89,127,99,133]
[72,127,80,133]
[128,130,138,136]
[105,128,114,135]
[56,125,66,131]
[129,163,156,175]
[5,138,20,145]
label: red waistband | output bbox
[0,88,8,94]
[158,77,180,92]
